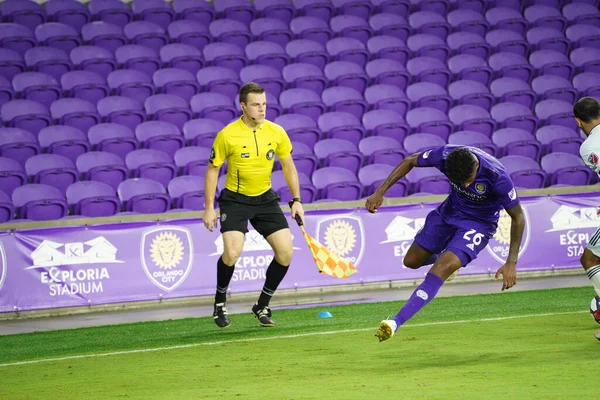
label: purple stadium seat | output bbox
[87,123,139,161]
[24,47,72,82]
[70,45,116,79]
[46,0,90,32]
[76,150,128,191]
[524,5,567,31]
[0,23,37,57]
[81,22,127,55]
[570,47,600,74]
[38,125,90,164]
[167,20,211,52]
[66,181,120,217]
[490,77,536,110]
[282,63,327,95]
[541,152,593,186]
[562,3,600,27]
[290,16,334,47]
[448,130,498,157]
[153,68,199,103]
[362,100,409,138]
[89,0,133,27]
[447,54,493,86]
[492,128,542,160]
[279,88,326,123]
[61,70,109,106]
[488,52,534,83]
[325,37,369,67]
[365,84,411,118]
[196,66,241,101]
[566,24,600,50]
[0,189,14,223]
[0,156,26,197]
[135,121,184,158]
[535,99,577,130]
[97,96,146,132]
[115,45,161,77]
[359,163,409,197]
[203,42,248,74]
[118,178,170,214]
[367,35,411,66]
[573,72,600,98]
[107,69,155,105]
[330,15,373,45]
[415,0,451,14]
[12,184,68,221]
[0,76,14,109]
[0,128,40,167]
[371,0,411,16]
[145,94,192,130]
[245,41,290,71]
[25,153,77,195]
[499,155,547,189]
[448,80,494,111]
[407,56,451,88]
[254,0,295,24]
[536,125,584,156]
[132,0,175,30]
[183,118,225,148]
[485,7,528,35]
[125,149,177,188]
[485,29,529,58]
[240,65,285,98]
[526,27,570,55]
[50,98,100,134]
[404,133,446,154]
[167,175,205,210]
[409,11,451,39]
[274,113,322,148]
[172,0,215,26]
[190,93,237,125]
[317,112,366,146]
[271,170,317,203]
[531,75,577,104]
[407,33,451,63]
[1,100,51,136]
[35,22,81,54]
[285,39,330,70]
[312,167,362,201]
[214,0,256,25]
[12,72,61,108]
[359,135,406,166]
[293,0,335,22]
[406,82,452,114]
[209,18,252,49]
[448,104,496,137]
[250,18,293,48]
[1,0,46,32]
[173,146,211,177]
[406,107,453,141]
[369,13,411,42]
[491,102,538,133]
[447,32,491,60]
[123,21,168,52]
[324,61,369,94]
[365,59,410,91]
[278,141,318,177]
[406,167,450,194]
[321,87,368,120]
[529,49,575,81]
[0,49,26,81]
[447,9,490,37]
[332,0,373,20]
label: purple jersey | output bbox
[416,145,519,226]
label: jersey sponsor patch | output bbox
[266,149,275,160]
[588,152,599,165]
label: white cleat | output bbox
[376,319,397,342]
[595,330,600,341]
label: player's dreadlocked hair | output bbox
[445,148,477,185]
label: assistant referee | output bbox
[202,82,305,328]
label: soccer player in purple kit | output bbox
[365,145,526,342]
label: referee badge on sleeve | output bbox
[210,147,216,162]
[266,149,275,160]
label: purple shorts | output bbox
[414,209,497,267]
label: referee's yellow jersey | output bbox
[209,118,293,196]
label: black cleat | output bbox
[213,303,231,328]
[252,304,275,327]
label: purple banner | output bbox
[1,193,599,313]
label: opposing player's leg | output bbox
[249,201,291,327]
[580,227,600,297]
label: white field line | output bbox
[0,310,588,368]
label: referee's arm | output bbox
[279,155,301,200]
[203,133,227,231]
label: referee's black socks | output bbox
[257,258,289,308]
[215,256,235,304]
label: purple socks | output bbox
[392,272,444,330]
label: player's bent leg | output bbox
[403,242,436,270]
[580,247,600,297]
[428,251,463,281]
[213,231,245,328]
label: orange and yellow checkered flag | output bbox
[289,202,358,279]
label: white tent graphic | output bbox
[26,236,123,269]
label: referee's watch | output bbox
[291,197,302,204]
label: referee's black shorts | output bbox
[217,188,289,238]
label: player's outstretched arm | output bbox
[495,203,525,291]
[280,155,305,224]
[202,164,220,232]
[365,153,420,213]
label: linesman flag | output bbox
[289,202,358,279]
